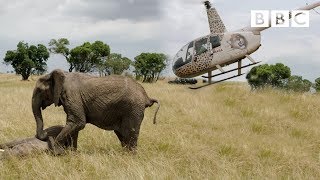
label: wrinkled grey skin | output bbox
[32,69,160,154]
[0,125,75,159]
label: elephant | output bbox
[32,69,160,154]
[0,125,75,159]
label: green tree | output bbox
[49,39,110,73]
[48,38,73,72]
[285,75,312,92]
[246,63,291,89]
[4,41,49,80]
[134,53,167,82]
[314,77,320,92]
[269,63,291,87]
[69,41,110,73]
[105,53,132,75]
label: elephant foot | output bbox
[48,137,65,155]
[121,143,137,154]
[121,146,137,155]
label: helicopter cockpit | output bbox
[173,35,221,73]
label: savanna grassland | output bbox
[0,74,319,179]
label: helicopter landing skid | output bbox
[189,60,261,89]
[201,61,261,79]
[189,73,245,90]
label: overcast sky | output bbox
[0,0,319,81]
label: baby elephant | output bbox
[0,125,75,159]
[32,69,160,154]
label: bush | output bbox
[315,77,320,92]
[246,63,291,89]
[284,75,312,92]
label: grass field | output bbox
[0,74,319,179]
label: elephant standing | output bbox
[32,69,160,154]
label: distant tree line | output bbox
[246,63,319,93]
[3,38,167,82]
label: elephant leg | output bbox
[63,130,79,151]
[50,121,85,155]
[70,131,79,150]
[126,131,139,151]
[119,114,143,151]
[114,130,125,147]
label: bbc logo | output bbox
[251,10,310,27]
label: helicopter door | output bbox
[194,37,209,62]
[210,35,221,49]
[185,41,194,62]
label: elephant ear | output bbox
[51,69,65,107]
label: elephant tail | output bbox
[146,98,160,124]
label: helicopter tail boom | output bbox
[204,1,227,33]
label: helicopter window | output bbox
[195,38,208,56]
[210,36,221,49]
[173,57,185,70]
[185,42,194,62]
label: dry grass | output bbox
[0,74,320,179]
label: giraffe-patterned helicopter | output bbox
[172,1,320,89]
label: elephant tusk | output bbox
[0,149,4,152]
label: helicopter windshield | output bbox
[173,42,194,70]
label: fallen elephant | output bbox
[0,125,76,159]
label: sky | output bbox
[0,0,319,81]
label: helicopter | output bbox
[172,1,320,89]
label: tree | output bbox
[246,63,291,89]
[314,77,320,92]
[30,44,50,75]
[49,39,110,73]
[269,63,291,87]
[285,75,312,92]
[133,53,167,82]
[4,41,49,80]
[48,38,73,72]
[104,53,132,75]
[69,41,110,73]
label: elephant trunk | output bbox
[32,92,48,141]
